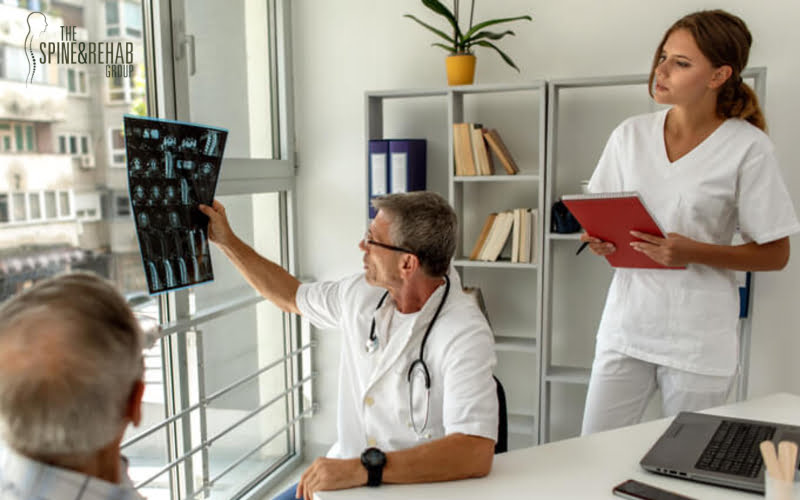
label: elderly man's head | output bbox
[0,272,144,466]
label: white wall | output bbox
[291,0,800,449]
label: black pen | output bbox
[576,241,589,255]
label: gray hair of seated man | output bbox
[371,191,457,278]
[0,272,144,460]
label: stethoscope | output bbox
[365,275,451,437]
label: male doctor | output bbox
[199,191,497,500]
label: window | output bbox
[109,128,126,166]
[25,125,34,152]
[69,136,78,154]
[0,45,47,84]
[44,191,57,219]
[81,136,89,154]
[106,65,145,103]
[28,193,41,220]
[65,68,88,95]
[0,195,8,223]
[115,195,130,216]
[58,191,71,217]
[12,193,26,222]
[58,135,67,154]
[105,0,142,38]
[58,134,91,156]
[0,123,11,153]
[14,124,22,151]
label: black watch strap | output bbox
[366,463,383,487]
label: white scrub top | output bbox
[296,269,498,459]
[588,109,800,376]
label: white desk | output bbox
[318,393,800,499]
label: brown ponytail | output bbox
[648,10,767,131]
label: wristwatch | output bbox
[360,447,387,487]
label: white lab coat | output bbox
[588,109,800,376]
[296,269,498,459]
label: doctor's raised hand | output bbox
[198,200,236,249]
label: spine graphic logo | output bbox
[25,11,48,87]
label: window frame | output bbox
[133,0,306,498]
[108,127,126,166]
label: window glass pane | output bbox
[58,192,70,216]
[67,69,76,92]
[25,126,33,151]
[69,136,78,154]
[28,193,41,219]
[44,191,56,218]
[58,136,66,153]
[79,71,87,93]
[0,194,8,222]
[116,195,130,216]
[185,0,275,159]
[105,0,119,24]
[81,136,89,154]
[12,193,25,221]
[14,124,23,151]
[124,0,142,37]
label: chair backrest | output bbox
[493,375,508,454]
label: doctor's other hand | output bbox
[580,232,616,256]
[630,230,696,267]
[296,457,367,500]
[198,200,236,249]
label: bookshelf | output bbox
[539,69,765,444]
[365,82,546,448]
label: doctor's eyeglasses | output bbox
[363,232,416,255]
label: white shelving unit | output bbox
[539,69,765,443]
[366,82,547,448]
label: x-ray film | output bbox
[123,115,227,295]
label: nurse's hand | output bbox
[580,232,616,256]
[198,200,236,249]
[296,457,366,500]
[630,231,696,267]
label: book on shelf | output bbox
[469,212,497,260]
[484,129,519,175]
[469,208,538,263]
[561,191,684,269]
[470,124,494,176]
[478,211,514,261]
[452,123,477,176]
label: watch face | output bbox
[362,447,386,467]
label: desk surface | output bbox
[317,393,800,499]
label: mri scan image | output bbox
[124,115,228,295]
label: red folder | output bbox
[561,192,684,269]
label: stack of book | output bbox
[453,123,520,176]
[468,208,538,263]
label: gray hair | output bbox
[372,191,457,277]
[0,272,144,460]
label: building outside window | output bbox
[28,192,41,220]
[11,192,25,222]
[105,0,142,38]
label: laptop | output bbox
[640,411,800,493]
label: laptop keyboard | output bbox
[695,420,776,478]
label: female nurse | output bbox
[580,10,800,435]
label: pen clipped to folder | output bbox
[576,241,589,255]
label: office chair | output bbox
[493,375,508,454]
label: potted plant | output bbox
[405,0,532,85]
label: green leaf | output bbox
[463,15,532,41]
[474,40,520,72]
[404,14,455,45]
[420,0,462,41]
[465,29,515,44]
[431,42,458,54]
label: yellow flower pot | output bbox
[445,54,476,86]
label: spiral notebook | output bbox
[561,191,685,269]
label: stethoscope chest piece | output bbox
[365,335,379,354]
